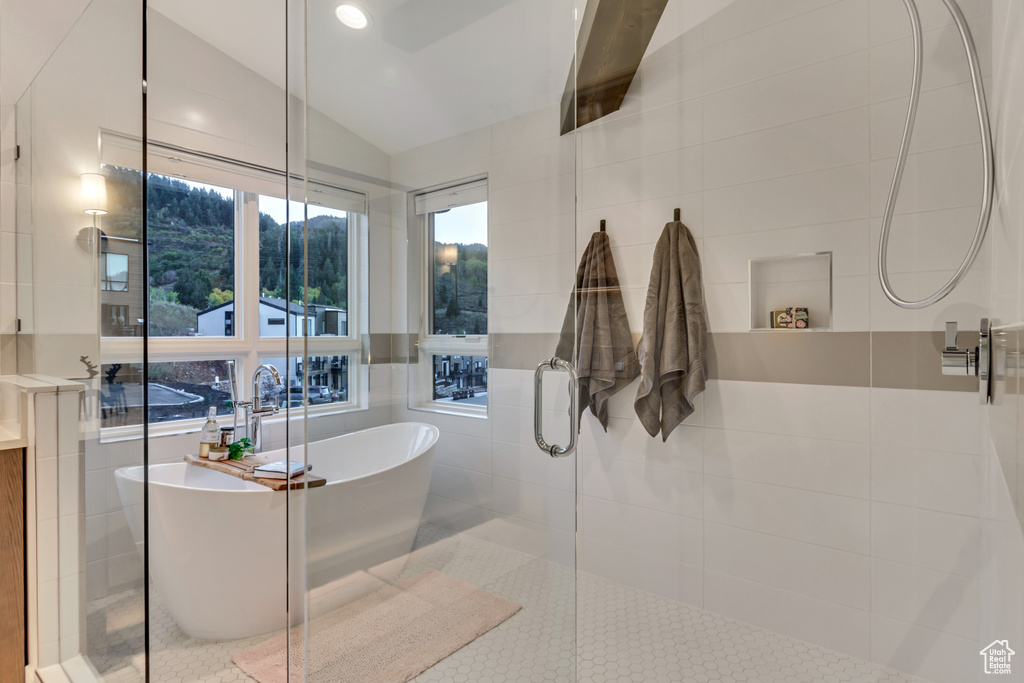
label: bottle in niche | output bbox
[199,407,220,458]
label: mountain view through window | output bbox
[432,201,488,335]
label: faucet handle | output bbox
[945,321,958,350]
[941,321,975,376]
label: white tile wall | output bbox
[703,569,872,660]
[702,52,870,142]
[700,0,868,95]
[704,522,870,609]
[870,614,979,683]
[704,472,870,554]
[703,428,870,498]
[705,379,870,442]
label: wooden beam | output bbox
[560,0,671,135]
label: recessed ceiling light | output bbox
[335,4,370,30]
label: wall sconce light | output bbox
[79,172,107,253]
[438,244,458,269]
[81,173,108,216]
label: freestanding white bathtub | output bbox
[115,422,439,641]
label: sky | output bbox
[258,195,346,225]
[168,179,343,226]
[434,201,488,246]
[260,195,488,245]
[259,195,290,225]
[174,177,487,244]
[179,177,233,201]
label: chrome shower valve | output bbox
[941,321,977,375]
[940,319,991,404]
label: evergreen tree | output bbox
[174,270,213,310]
[445,296,461,319]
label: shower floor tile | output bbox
[84,523,928,683]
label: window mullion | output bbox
[241,191,263,399]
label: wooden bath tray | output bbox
[184,453,327,491]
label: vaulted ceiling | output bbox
[3,0,737,154]
[149,0,736,154]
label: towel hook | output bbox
[673,208,681,221]
[600,219,606,232]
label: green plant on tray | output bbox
[228,437,254,460]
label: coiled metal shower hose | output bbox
[879,0,994,309]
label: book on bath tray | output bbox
[251,460,312,479]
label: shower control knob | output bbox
[940,322,977,376]
[938,319,994,404]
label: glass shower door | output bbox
[296,1,581,681]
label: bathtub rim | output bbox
[114,421,440,493]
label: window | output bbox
[97,170,143,337]
[432,354,487,404]
[413,179,488,414]
[97,138,368,437]
[148,174,236,338]
[430,202,488,335]
[99,360,232,429]
[259,355,350,409]
[101,304,131,336]
[258,196,349,338]
[101,253,129,291]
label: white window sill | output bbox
[99,402,367,443]
[408,401,488,420]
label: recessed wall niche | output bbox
[748,252,832,331]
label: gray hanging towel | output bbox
[555,231,640,431]
[634,220,707,441]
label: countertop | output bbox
[0,374,84,451]
[0,424,26,451]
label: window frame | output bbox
[100,252,129,292]
[412,180,489,418]
[99,161,367,441]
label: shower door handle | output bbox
[534,357,579,458]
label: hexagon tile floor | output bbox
[85,523,928,683]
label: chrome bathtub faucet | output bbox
[245,364,283,453]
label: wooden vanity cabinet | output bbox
[0,448,24,683]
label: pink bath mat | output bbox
[232,569,521,683]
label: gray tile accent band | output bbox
[490,333,561,370]
[11,330,966,389]
[708,332,871,387]
[486,330,977,391]
[367,333,418,364]
[871,331,978,393]
[367,333,391,364]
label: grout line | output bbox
[699,0,845,50]
[866,0,876,633]
[701,45,869,101]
